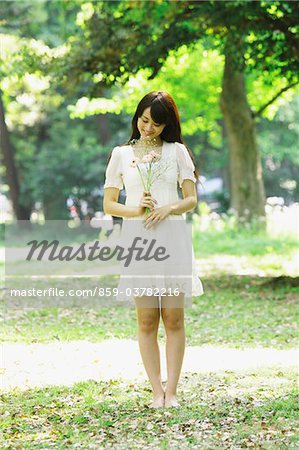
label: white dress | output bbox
[103,140,204,305]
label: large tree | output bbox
[0,0,86,220]
[57,0,298,221]
[0,89,31,220]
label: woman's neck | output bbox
[139,136,163,147]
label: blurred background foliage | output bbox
[0,0,298,221]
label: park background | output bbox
[0,1,298,449]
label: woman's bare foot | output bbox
[149,392,165,408]
[164,393,179,408]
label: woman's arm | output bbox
[169,180,197,215]
[103,188,140,218]
[142,180,197,229]
[103,187,157,218]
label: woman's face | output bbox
[137,107,166,139]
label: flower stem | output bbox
[137,166,147,191]
[137,165,150,217]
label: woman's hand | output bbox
[143,204,172,229]
[136,191,157,216]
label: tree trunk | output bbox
[220,45,266,222]
[95,113,110,145]
[221,119,230,195]
[0,90,31,221]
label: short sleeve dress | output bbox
[103,140,204,304]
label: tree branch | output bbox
[252,81,299,117]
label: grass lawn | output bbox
[1,274,298,349]
[1,370,298,449]
[1,220,298,448]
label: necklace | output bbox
[130,137,163,161]
[130,137,162,148]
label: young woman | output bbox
[103,91,204,408]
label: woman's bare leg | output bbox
[161,294,185,407]
[135,296,164,407]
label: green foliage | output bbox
[258,95,299,201]
[58,0,298,93]
[0,29,107,219]
[70,42,223,135]
[0,0,82,45]
[29,110,105,219]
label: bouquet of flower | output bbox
[130,147,173,217]
[130,150,161,216]
[130,150,160,188]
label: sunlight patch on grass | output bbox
[1,339,297,392]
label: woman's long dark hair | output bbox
[107,91,199,182]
